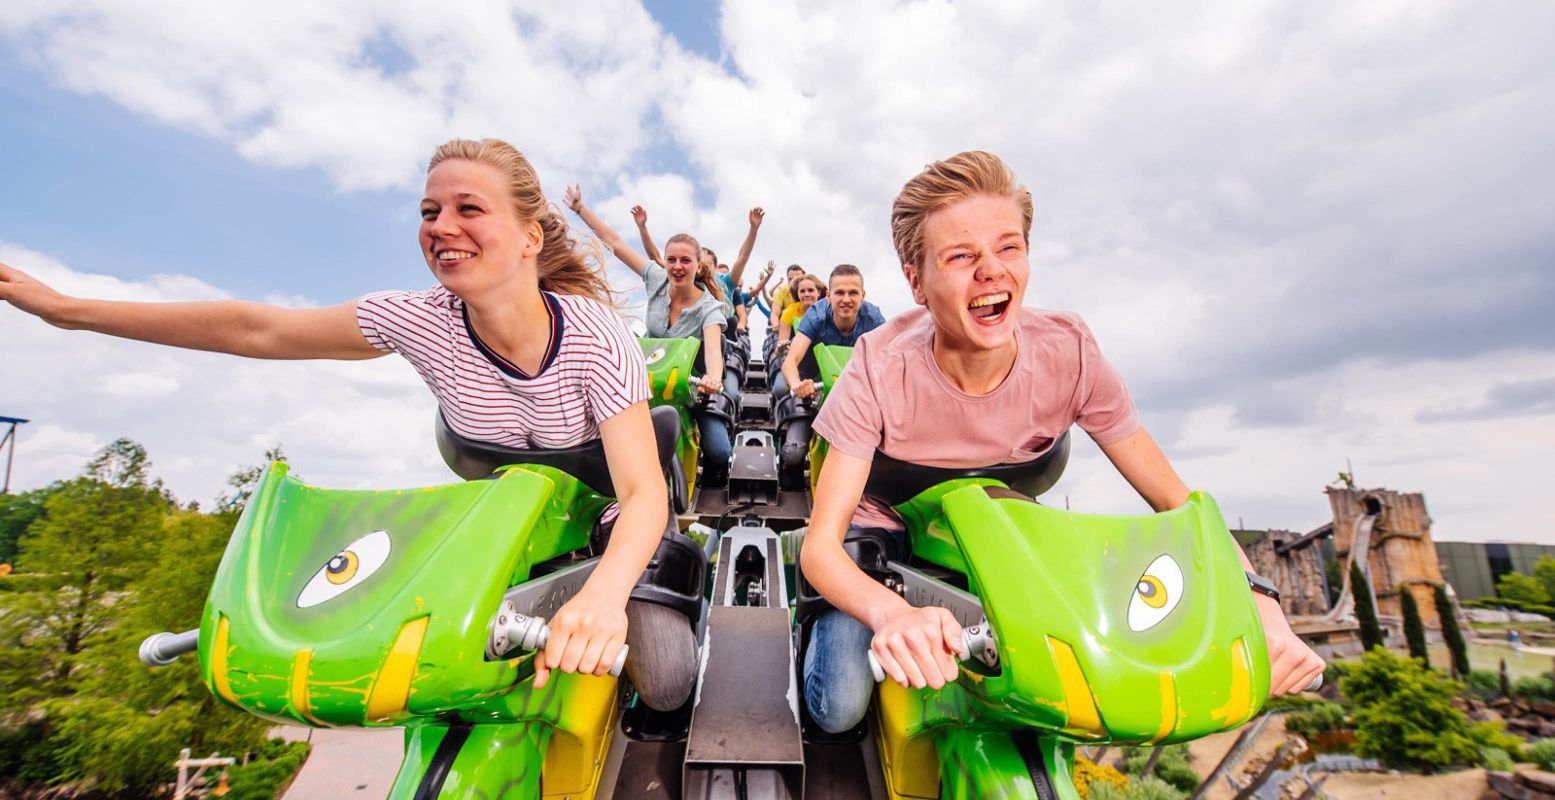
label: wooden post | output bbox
[173,749,236,800]
[1141,746,1165,778]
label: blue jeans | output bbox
[802,527,910,733]
[803,609,876,733]
[695,399,734,482]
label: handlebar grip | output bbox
[867,624,997,683]
[139,629,200,667]
[487,602,628,678]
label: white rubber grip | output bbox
[487,600,628,677]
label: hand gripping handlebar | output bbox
[486,596,628,678]
[867,622,998,683]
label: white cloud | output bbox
[3,1,1554,544]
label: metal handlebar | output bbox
[486,597,628,678]
[867,622,997,683]
[139,629,200,667]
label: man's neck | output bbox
[930,334,1017,396]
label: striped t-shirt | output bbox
[355,287,649,450]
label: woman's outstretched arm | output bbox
[0,262,381,360]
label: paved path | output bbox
[277,726,404,800]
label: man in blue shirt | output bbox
[782,264,887,399]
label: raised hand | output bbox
[564,184,584,213]
[630,205,647,227]
[749,207,765,228]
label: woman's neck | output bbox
[670,282,704,303]
[463,283,551,373]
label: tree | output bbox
[0,487,53,566]
[1324,555,1343,607]
[1534,556,1555,602]
[1400,587,1429,666]
[217,445,286,511]
[0,443,275,796]
[1497,572,1549,605]
[1435,584,1470,677]
[1351,561,1385,651]
[0,473,167,706]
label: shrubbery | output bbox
[1524,738,1555,770]
[1341,648,1521,771]
[1464,669,1504,700]
[1514,674,1555,701]
[1116,745,1198,794]
[222,740,312,800]
[1088,776,1186,800]
[1285,702,1349,740]
[1073,756,1129,799]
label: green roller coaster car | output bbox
[869,483,1268,799]
[803,342,855,494]
[191,460,624,799]
[640,336,703,509]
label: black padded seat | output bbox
[436,405,680,497]
[861,431,1071,507]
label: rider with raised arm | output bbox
[567,187,744,487]
[0,138,699,711]
[797,151,1324,734]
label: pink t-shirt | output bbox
[812,306,1140,530]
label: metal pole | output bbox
[2,423,15,494]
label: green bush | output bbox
[1513,674,1555,701]
[1118,776,1187,800]
[1286,702,1349,740]
[1341,648,1483,771]
[1262,694,1319,712]
[1465,670,1504,700]
[1470,721,1525,762]
[1115,745,1197,794]
[222,740,311,800]
[1481,747,1515,771]
[1523,738,1555,769]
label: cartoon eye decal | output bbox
[1127,554,1184,632]
[645,347,666,365]
[297,530,391,608]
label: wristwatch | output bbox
[1246,572,1281,603]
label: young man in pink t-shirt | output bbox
[799,151,1324,733]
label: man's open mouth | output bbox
[968,292,1011,324]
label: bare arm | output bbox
[783,332,816,398]
[536,402,668,686]
[0,263,381,360]
[631,205,662,265]
[727,208,764,284]
[799,449,962,689]
[698,323,725,394]
[1097,426,1189,512]
[565,186,650,276]
[1099,425,1325,694]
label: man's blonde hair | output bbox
[890,151,1033,279]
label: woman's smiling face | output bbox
[663,241,698,286]
[418,159,538,299]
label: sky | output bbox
[1,1,1552,543]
